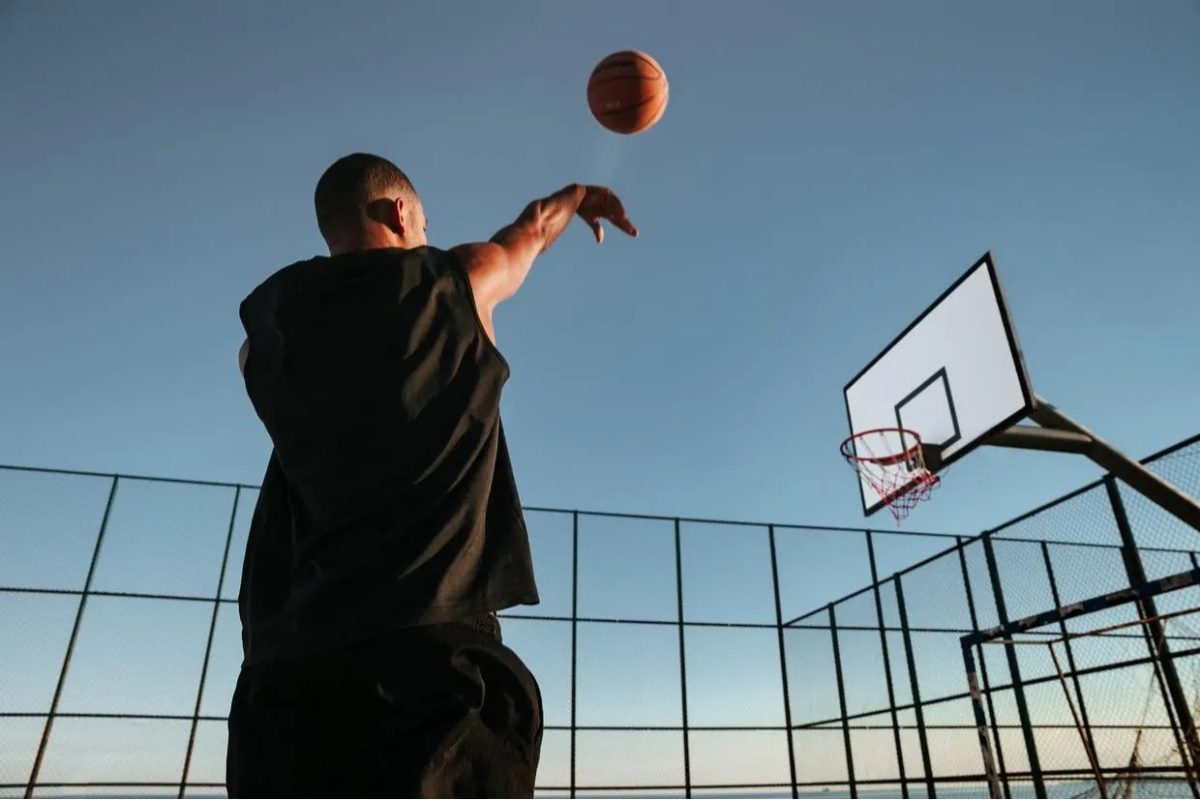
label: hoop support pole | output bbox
[984,394,1200,533]
[988,425,1092,454]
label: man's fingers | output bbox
[605,209,637,238]
[578,186,637,241]
[604,195,637,238]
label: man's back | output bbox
[236,246,538,665]
[227,152,634,798]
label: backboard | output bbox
[843,252,1034,516]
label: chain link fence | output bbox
[1,432,1198,798]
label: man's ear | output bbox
[390,197,407,238]
[365,198,406,237]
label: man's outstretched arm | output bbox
[452,184,636,342]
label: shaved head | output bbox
[314,153,424,252]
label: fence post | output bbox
[1106,477,1200,796]
[674,518,692,798]
[963,641,1003,799]
[829,603,857,798]
[895,573,936,798]
[957,537,1011,798]
[571,511,579,799]
[769,526,799,799]
[982,533,1047,799]
[25,475,120,799]
[1039,540,1107,799]
[866,531,908,798]
[178,486,241,797]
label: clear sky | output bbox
[2,1,1199,534]
[2,1,1199,793]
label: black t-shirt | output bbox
[236,247,539,665]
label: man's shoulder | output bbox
[326,247,467,284]
[239,248,468,319]
[243,255,326,299]
[259,247,460,282]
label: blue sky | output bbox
[1,1,1199,793]
[2,1,1199,534]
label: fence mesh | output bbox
[0,433,1197,797]
[975,599,1200,798]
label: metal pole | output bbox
[867,532,909,798]
[25,476,120,799]
[988,425,1092,453]
[963,642,1003,799]
[1046,642,1107,795]
[1106,478,1200,795]
[1030,397,1200,532]
[958,537,1011,797]
[178,486,241,798]
[829,604,857,798]
[895,574,936,798]
[571,511,579,799]
[674,518,692,798]
[769,525,799,799]
[1133,616,1196,796]
[1040,541,1106,798]
[982,533,1047,799]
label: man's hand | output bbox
[452,184,637,343]
[576,185,638,244]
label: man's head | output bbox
[314,153,427,255]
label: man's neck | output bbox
[329,233,412,256]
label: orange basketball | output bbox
[587,50,669,135]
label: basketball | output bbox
[587,50,669,135]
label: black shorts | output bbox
[226,618,542,798]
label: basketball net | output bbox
[840,428,939,522]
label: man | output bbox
[227,153,637,797]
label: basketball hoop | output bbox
[840,428,940,522]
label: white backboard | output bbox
[844,253,1033,516]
